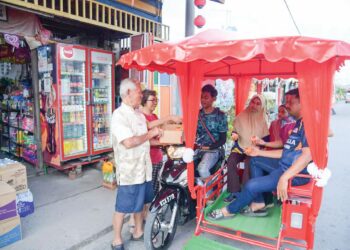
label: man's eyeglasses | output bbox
[147,98,158,103]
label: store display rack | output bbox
[0,85,37,165]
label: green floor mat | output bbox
[183,235,241,250]
[204,192,281,238]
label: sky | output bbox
[162,0,350,86]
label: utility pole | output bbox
[30,50,44,174]
[185,0,195,37]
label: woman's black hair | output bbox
[141,89,157,106]
[201,84,218,98]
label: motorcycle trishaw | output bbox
[118,29,350,250]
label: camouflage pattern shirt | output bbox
[196,108,228,147]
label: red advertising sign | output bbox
[63,46,74,58]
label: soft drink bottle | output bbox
[93,135,98,146]
[81,125,85,137]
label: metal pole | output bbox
[185,0,195,37]
[30,50,44,174]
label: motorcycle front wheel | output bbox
[144,201,179,250]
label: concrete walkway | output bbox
[5,167,116,250]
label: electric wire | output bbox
[283,0,301,35]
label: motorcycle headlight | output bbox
[167,146,186,160]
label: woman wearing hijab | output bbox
[224,94,269,203]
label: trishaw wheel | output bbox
[144,201,179,250]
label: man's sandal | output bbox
[241,207,268,217]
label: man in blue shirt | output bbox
[209,88,312,220]
[196,84,228,180]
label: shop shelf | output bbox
[92,74,107,79]
[10,142,23,147]
[63,136,86,140]
[61,72,85,76]
[61,93,85,96]
[1,147,9,153]
[62,105,85,112]
[63,122,86,126]
[1,124,34,133]
[93,101,109,104]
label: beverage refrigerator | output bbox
[90,49,114,154]
[40,44,114,169]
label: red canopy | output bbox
[118,29,350,199]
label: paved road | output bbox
[314,102,350,250]
[6,102,349,250]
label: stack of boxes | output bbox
[0,160,28,248]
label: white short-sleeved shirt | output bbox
[111,103,152,185]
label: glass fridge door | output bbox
[60,47,88,158]
[91,51,113,152]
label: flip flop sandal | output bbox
[130,234,144,241]
[265,202,275,209]
[207,209,236,221]
[241,207,268,217]
[111,243,125,250]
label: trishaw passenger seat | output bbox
[287,175,315,198]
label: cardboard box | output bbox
[0,216,22,248]
[0,182,17,221]
[159,124,183,144]
[0,163,28,194]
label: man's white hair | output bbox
[119,78,138,99]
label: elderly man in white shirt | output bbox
[111,78,161,250]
